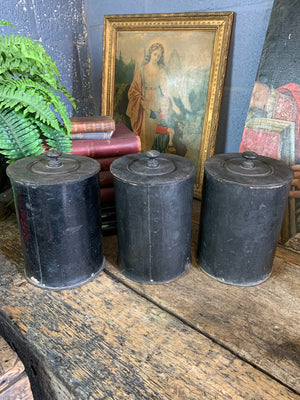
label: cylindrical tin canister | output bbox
[6,151,105,290]
[110,150,195,283]
[197,151,293,286]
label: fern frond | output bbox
[0,75,74,133]
[0,34,60,78]
[0,21,15,27]
[37,122,72,153]
[0,107,43,162]
[0,83,61,130]
[59,84,76,109]
[0,22,74,162]
[0,75,58,102]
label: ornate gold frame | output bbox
[101,12,234,199]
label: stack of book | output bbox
[70,115,115,140]
[70,116,141,235]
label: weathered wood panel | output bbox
[103,202,300,394]
[0,215,298,399]
[0,267,299,400]
[0,336,33,399]
[276,245,300,265]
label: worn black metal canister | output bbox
[197,151,293,286]
[6,151,105,290]
[110,150,195,283]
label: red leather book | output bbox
[71,124,141,158]
[100,186,115,204]
[70,115,115,133]
[99,170,114,187]
[94,156,120,171]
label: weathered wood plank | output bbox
[0,373,33,400]
[0,336,33,399]
[0,215,298,399]
[103,202,300,394]
[0,266,298,400]
[0,336,24,377]
[276,244,300,265]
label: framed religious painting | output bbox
[239,0,300,264]
[101,12,233,199]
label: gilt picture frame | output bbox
[101,12,233,199]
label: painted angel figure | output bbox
[126,42,168,151]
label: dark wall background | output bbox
[1,0,94,116]
[2,0,273,153]
[257,0,300,88]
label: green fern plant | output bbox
[0,20,75,163]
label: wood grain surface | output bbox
[103,206,300,394]
[0,336,33,399]
[0,210,299,399]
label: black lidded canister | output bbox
[197,151,293,286]
[110,150,195,283]
[6,151,105,290]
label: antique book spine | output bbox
[100,186,115,203]
[71,124,141,158]
[71,139,140,157]
[70,116,115,133]
[99,170,114,188]
[94,156,120,171]
[70,131,114,140]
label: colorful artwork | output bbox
[239,0,300,251]
[101,13,233,198]
[114,31,214,163]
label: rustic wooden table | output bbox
[0,335,33,399]
[0,201,299,399]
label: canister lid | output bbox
[6,150,100,185]
[110,150,195,185]
[205,151,293,186]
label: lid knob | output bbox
[242,151,257,169]
[46,150,63,168]
[146,150,160,168]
